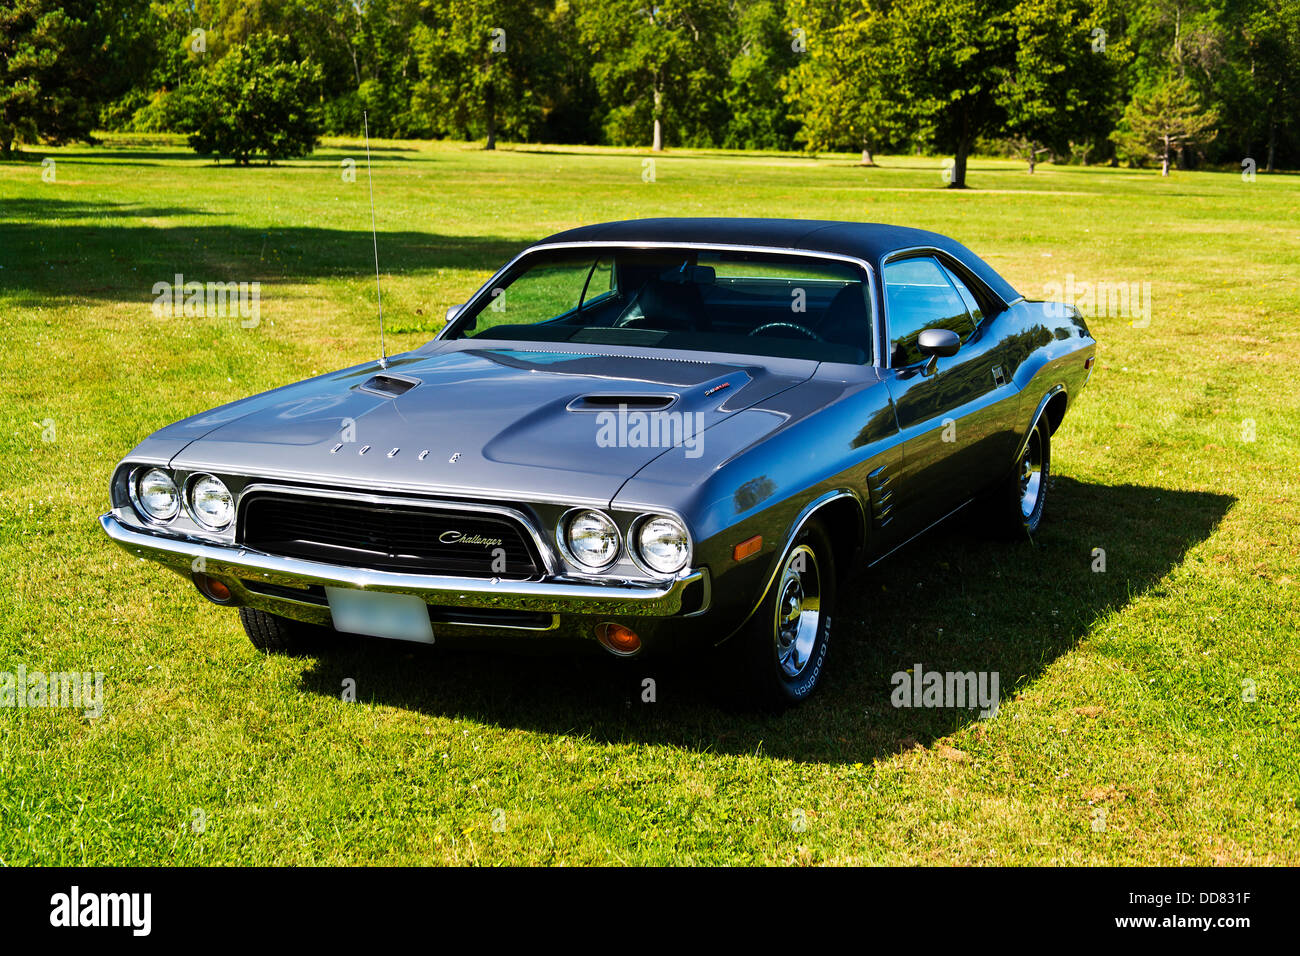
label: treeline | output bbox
[2,0,1297,184]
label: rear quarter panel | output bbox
[1003,300,1096,442]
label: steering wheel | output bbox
[748,321,824,342]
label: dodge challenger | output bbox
[102,218,1096,706]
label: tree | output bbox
[998,0,1127,172]
[1238,0,1300,172]
[783,0,898,163]
[723,0,800,150]
[576,0,730,150]
[0,0,118,155]
[1110,74,1218,175]
[179,33,323,165]
[410,0,551,149]
[880,0,1016,187]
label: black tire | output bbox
[991,417,1051,537]
[239,607,333,654]
[722,520,837,709]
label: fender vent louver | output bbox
[567,394,676,412]
[866,464,894,530]
[358,373,419,398]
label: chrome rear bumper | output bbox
[100,513,707,617]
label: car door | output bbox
[881,255,1013,533]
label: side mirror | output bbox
[445,303,464,324]
[916,328,960,375]
[917,327,960,358]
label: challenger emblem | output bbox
[439,530,504,547]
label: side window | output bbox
[883,256,975,366]
[941,262,984,328]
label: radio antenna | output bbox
[363,110,387,368]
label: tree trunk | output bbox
[1266,117,1276,173]
[948,141,969,189]
[1161,135,1170,176]
[860,145,875,166]
[484,81,496,150]
[652,87,663,152]
[1027,149,1036,174]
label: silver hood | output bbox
[164,344,814,504]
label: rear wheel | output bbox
[990,418,1050,537]
[723,520,837,709]
[239,607,334,654]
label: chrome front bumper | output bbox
[100,513,707,617]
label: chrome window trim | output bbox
[438,240,884,368]
[236,482,562,576]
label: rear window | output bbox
[445,247,874,364]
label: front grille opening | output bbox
[429,606,554,630]
[242,579,328,605]
[239,494,542,579]
[240,580,554,631]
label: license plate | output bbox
[325,587,435,644]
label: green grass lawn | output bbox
[2,135,1298,865]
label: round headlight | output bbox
[636,515,690,574]
[565,510,620,569]
[134,468,180,521]
[188,474,235,530]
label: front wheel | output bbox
[239,607,334,654]
[722,520,837,709]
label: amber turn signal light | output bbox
[595,622,641,656]
[732,535,762,562]
[193,573,233,604]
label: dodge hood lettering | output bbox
[165,344,814,503]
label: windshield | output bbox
[443,247,873,364]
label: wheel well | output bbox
[1043,389,1068,435]
[808,496,867,583]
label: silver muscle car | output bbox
[102,218,1096,707]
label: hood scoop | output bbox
[358,373,419,398]
[567,393,676,412]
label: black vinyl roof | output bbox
[539,218,1021,305]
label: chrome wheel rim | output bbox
[774,545,821,678]
[1019,429,1044,518]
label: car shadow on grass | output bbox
[0,198,526,303]
[292,477,1232,765]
